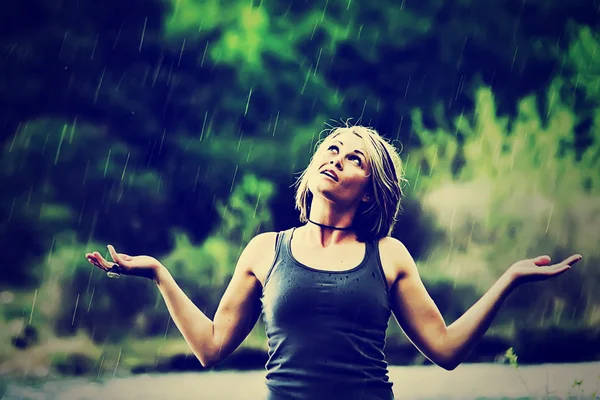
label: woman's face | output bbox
[308,131,372,207]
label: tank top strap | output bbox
[367,237,391,294]
[279,227,295,254]
[263,228,292,286]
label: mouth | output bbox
[320,169,338,182]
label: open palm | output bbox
[85,245,160,280]
[508,254,582,285]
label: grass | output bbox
[503,348,599,400]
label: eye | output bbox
[327,145,339,153]
[349,155,362,166]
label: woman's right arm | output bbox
[99,232,276,367]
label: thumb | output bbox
[532,255,551,265]
[107,245,123,264]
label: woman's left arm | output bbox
[381,237,582,371]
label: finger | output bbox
[93,251,112,269]
[532,255,551,266]
[550,255,582,268]
[107,245,121,264]
[560,254,583,267]
[88,258,108,272]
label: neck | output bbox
[303,198,358,245]
[307,218,353,231]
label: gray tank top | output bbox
[260,227,395,400]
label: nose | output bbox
[329,156,343,170]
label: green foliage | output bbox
[163,172,274,282]
[405,25,600,325]
[2,0,600,371]
[216,173,275,244]
[565,23,600,102]
[50,352,97,376]
[504,347,519,369]
[147,173,275,328]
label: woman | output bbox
[86,125,582,400]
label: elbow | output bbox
[431,350,459,371]
[197,353,218,369]
[433,333,459,370]
[198,356,212,369]
[194,346,220,369]
[438,360,458,371]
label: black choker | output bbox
[307,219,354,231]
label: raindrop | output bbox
[113,348,122,377]
[178,38,186,67]
[59,32,68,56]
[545,204,554,235]
[237,129,243,152]
[449,207,457,230]
[310,20,319,40]
[87,288,95,312]
[71,293,80,326]
[244,88,253,117]
[91,34,99,60]
[113,21,124,49]
[115,72,126,92]
[314,48,323,76]
[47,235,56,263]
[139,17,148,52]
[253,193,261,218]
[121,153,130,181]
[200,111,208,141]
[193,166,201,192]
[164,317,171,340]
[104,149,112,178]
[272,111,280,136]
[152,53,164,87]
[166,60,174,86]
[510,46,519,72]
[69,117,77,144]
[201,40,210,67]
[159,129,166,155]
[29,289,37,325]
[230,166,238,192]
[83,160,90,184]
[320,0,329,22]
[97,354,105,379]
[94,66,107,103]
[7,197,15,223]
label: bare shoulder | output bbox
[245,231,279,252]
[241,231,279,286]
[377,236,418,286]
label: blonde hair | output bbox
[294,123,407,241]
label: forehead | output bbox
[326,130,366,149]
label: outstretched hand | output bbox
[508,254,582,286]
[85,245,161,280]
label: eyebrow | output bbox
[333,140,366,159]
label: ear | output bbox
[362,193,370,203]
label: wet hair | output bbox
[294,122,407,242]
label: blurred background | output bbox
[1,0,599,398]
